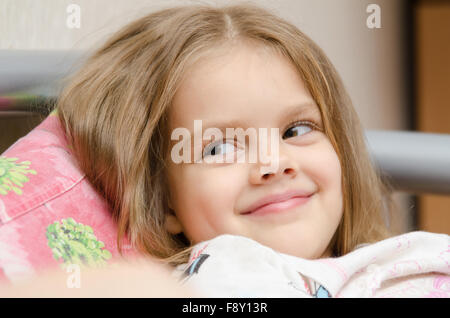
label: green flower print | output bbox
[46,218,112,269]
[0,156,37,195]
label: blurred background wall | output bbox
[1,0,446,234]
[414,0,450,234]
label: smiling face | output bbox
[165,43,343,259]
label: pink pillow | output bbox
[0,110,135,284]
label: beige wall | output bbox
[0,0,413,232]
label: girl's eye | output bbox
[203,141,237,158]
[202,121,319,158]
[282,121,316,139]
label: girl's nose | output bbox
[249,151,298,185]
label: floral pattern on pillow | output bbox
[46,217,112,269]
[0,111,136,284]
[0,156,37,196]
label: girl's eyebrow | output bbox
[199,101,320,133]
[281,101,321,122]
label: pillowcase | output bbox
[0,110,135,284]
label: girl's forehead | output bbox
[168,99,322,137]
[169,45,316,127]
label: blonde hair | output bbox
[56,2,399,266]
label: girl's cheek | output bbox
[195,166,241,192]
[187,164,245,204]
[325,147,342,190]
[305,141,341,189]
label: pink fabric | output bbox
[0,112,136,283]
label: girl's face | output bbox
[166,44,343,259]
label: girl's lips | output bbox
[241,191,314,216]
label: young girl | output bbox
[51,3,448,297]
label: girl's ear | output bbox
[165,211,183,235]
